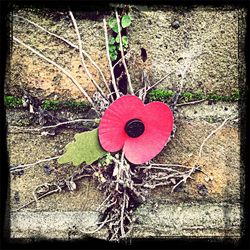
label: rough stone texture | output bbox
[4,4,246,243]
[7,8,111,102]
[10,203,242,239]
[128,5,245,95]
[7,102,242,240]
[6,5,246,101]
[10,211,106,240]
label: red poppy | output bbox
[98,95,173,164]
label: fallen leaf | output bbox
[58,128,107,166]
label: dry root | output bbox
[89,154,201,242]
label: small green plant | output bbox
[4,96,22,108]
[4,95,89,110]
[182,92,193,102]
[42,100,89,110]
[108,14,131,61]
[231,88,240,101]
[148,89,174,102]
[148,89,240,103]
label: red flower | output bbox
[98,95,173,164]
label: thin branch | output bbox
[10,156,60,172]
[69,10,109,102]
[115,11,134,95]
[135,71,175,96]
[199,118,229,158]
[176,99,206,107]
[147,71,175,92]
[120,189,126,238]
[96,193,112,211]
[9,118,99,132]
[112,58,122,70]
[150,163,191,168]
[171,167,197,192]
[13,36,97,110]
[12,169,92,212]
[14,14,112,97]
[172,52,209,109]
[137,163,192,171]
[12,189,59,212]
[103,18,120,99]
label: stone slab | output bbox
[9,202,242,240]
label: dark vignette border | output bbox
[0,0,249,249]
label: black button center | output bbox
[125,119,145,138]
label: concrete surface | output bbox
[10,203,242,239]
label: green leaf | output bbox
[110,50,118,61]
[115,35,120,43]
[122,36,128,47]
[108,17,118,33]
[109,37,116,45]
[121,15,131,28]
[109,44,116,52]
[58,128,107,166]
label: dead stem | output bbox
[144,71,175,93]
[12,170,92,212]
[97,193,112,212]
[103,18,120,99]
[150,163,192,169]
[115,11,134,95]
[120,190,126,238]
[13,14,111,96]
[13,36,98,112]
[9,119,99,132]
[171,166,197,192]
[176,99,206,107]
[12,189,59,212]
[69,10,109,101]
[10,156,60,173]
[198,118,229,158]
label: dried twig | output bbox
[150,163,191,169]
[9,118,99,132]
[120,190,126,238]
[115,11,134,95]
[112,58,122,70]
[198,118,229,158]
[13,14,111,97]
[12,189,59,212]
[171,166,197,192]
[135,71,175,98]
[69,10,109,101]
[97,193,112,212]
[13,36,97,111]
[10,156,60,173]
[144,71,175,93]
[176,99,206,107]
[103,18,120,99]
[172,51,209,109]
[12,168,92,212]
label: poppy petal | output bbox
[123,102,173,164]
[98,95,144,152]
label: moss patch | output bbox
[4,96,23,108]
[5,89,240,111]
[4,95,90,111]
[42,100,89,110]
[148,89,240,103]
